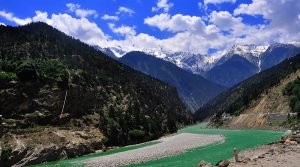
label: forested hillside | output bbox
[195,54,300,122]
[0,22,192,166]
[120,51,225,113]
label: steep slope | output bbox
[143,49,218,75]
[205,44,300,88]
[0,23,191,166]
[119,51,225,113]
[93,46,118,59]
[261,43,300,70]
[206,55,259,87]
[164,52,216,75]
[195,54,300,127]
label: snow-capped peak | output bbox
[223,44,269,67]
[287,41,300,47]
[109,47,127,58]
[228,44,269,58]
[142,48,171,59]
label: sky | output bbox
[0,0,300,56]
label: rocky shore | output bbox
[199,130,300,167]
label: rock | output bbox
[241,157,251,163]
[198,160,212,167]
[216,160,230,167]
[258,154,265,158]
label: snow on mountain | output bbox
[223,44,269,66]
[94,46,127,59]
[165,52,217,74]
[109,47,127,58]
[142,48,170,59]
[95,42,300,76]
[287,41,300,47]
[142,49,219,74]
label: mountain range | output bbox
[194,53,300,128]
[119,51,225,113]
[99,43,300,88]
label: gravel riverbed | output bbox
[83,133,224,167]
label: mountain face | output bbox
[205,44,300,87]
[0,23,191,166]
[143,49,217,75]
[206,55,259,87]
[194,54,300,125]
[261,43,300,70]
[109,47,127,58]
[93,46,118,59]
[119,51,225,113]
[95,43,300,89]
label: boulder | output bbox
[216,160,230,167]
[198,160,213,167]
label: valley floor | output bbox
[36,123,283,167]
[83,133,223,167]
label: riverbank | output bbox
[33,123,284,167]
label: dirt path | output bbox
[83,133,224,167]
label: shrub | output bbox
[16,60,37,81]
[1,144,12,166]
[128,129,145,141]
[0,71,17,81]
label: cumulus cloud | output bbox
[16,11,108,47]
[0,10,32,25]
[1,0,300,56]
[66,3,98,18]
[0,22,6,26]
[101,14,119,21]
[144,13,206,33]
[116,7,135,16]
[234,0,300,43]
[108,23,136,37]
[0,10,108,47]
[152,0,174,13]
[204,0,236,5]
[210,11,242,31]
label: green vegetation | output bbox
[283,77,300,117]
[35,124,283,167]
[0,71,17,81]
[0,144,12,166]
[129,129,146,142]
[32,141,159,167]
[0,22,191,148]
[195,54,300,122]
[131,124,283,167]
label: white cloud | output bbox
[108,23,136,37]
[1,0,300,57]
[66,3,80,12]
[0,22,6,26]
[116,7,135,16]
[144,13,206,33]
[0,10,32,25]
[31,11,109,47]
[234,0,300,43]
[152,0,174,13]
[204,0,236,5]
[66,3,98,18]
[198,2,208,11]
[101,14,119,21]
[210,11,242,31]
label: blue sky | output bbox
[0,0,300,55]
